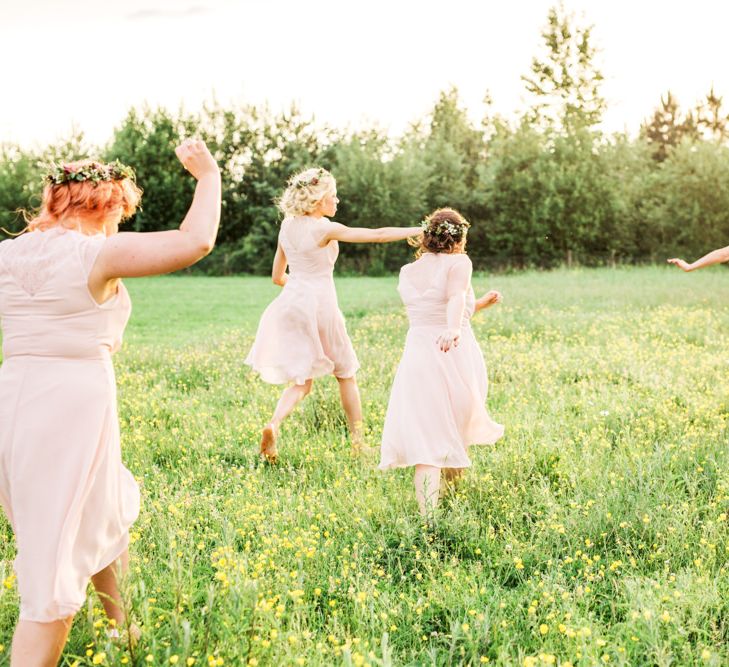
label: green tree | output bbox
[522,4,606,131]
[641,91,698,161]
[696,86,729,143]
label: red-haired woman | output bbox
[0,140,220,665]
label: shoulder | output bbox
[0,237,11,263]
[319,216,340,230]
[0,231,34,255]
[447,253,472,270]
[313,217,341,240]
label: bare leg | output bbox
[261,380,313,462]
[442,467,465,496]
[414,465,442,517]
[91,550,128,628]
[91,550,140,644]
[335,376,364,452]
[11,616,73,667]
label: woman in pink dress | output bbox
[246,167,420,462]
[379,208,504,517]
[0,139,221,666]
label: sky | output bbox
[1,0,728,148]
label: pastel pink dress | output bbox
[0,228,140,622]
[245,216,359,384]
[379,253,504,470]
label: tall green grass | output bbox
[0,267,727,666]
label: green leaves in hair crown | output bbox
[44,160,136,186]
[294,168,326,189]
[421,218,467,239]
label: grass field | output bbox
[1,266,728,666]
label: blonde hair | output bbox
[277,167,336,217]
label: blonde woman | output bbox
[246,168,420,462]
[0,139,220,666]
[668,245,729,271]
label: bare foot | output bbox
[107,622,141,647]
[260,424,278,463]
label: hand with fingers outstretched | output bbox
[667,258,692,272]
[667,245,729,273]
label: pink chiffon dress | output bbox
[245,216,359,384]
[379,253,504,470]
[0,227,140,622]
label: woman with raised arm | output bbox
[667,245,729,272]
[245,167,420,462]
[0,139,221,666]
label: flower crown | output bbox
[44,160,136,186]
[294,168,327,189]
[421,217,468,238]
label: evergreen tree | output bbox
[696,85,729,143]
[641,91,698,161]
[522,4,606,131]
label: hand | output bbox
[480,290,503,308]
[436,328,461,353]
[175,139,219,180]
[667,258,692,272]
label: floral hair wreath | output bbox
[294,168,327,189]
[421,218,469,239]
[44,160,136,186]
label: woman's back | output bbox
[397,253,475,329]
[0,228,130,360]
[279,216,339,280]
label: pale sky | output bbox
[1,0,728,148]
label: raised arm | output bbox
[320,222,421,245]
[272,243,288,286]
[668,245,729,272]
[91,139,222,282]
[437,256,472,352]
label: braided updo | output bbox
[412,208,470,256]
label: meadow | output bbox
[0,266,728,666]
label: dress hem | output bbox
[246,360,360,385]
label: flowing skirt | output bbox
[245,277,359,385]
[379,325,503,470]
[0,356,140,622]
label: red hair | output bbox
[28,162,142,232]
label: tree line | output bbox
[2,5,728,274]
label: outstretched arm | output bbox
[320,222,421,245]
[668,245,729,272]
[437,257,472,352]
[272,243,288,286]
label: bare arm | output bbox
[272,243,288,286]
[320,222,421,245]
[668,245,729,272]
[92,140,221,282]
[437,256,472,352]
[474,290,503,313]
